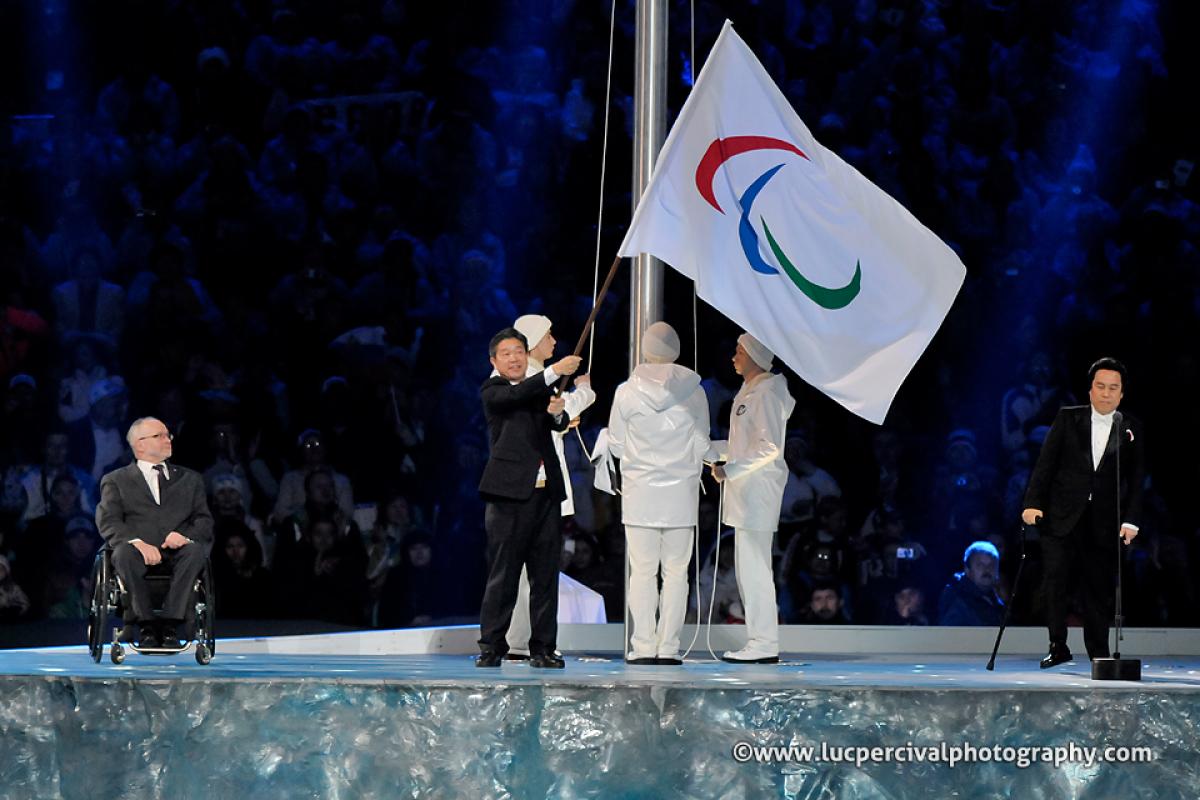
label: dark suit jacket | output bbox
[478,372,569,502]
[95,462,214,548]
[1023,405,1145,538]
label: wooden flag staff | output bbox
[555,253,624,395]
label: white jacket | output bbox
[607,363,711,527]
[491,359,597,516]
[712,372,795,531]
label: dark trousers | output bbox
[479,490,562,655]
[111,542,207,624]
[1040,504,1118,659]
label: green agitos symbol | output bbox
[695,136,862,309]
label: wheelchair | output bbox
[86,544,217,665]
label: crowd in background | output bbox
[2,1,1199,635]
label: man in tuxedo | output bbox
[96,417,213,648]
[503,313,595,660]
[476,327,580,669]
[1022,358,1144,668]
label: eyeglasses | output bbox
[137,432,174,442]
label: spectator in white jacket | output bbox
[711,333,796,663]
[608,322,711,665]
[502,314,596,657]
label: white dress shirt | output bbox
[129,459,175,547]
[1090,409,1114,470]
[534,366,559,485]
[1091,408,1138,531]
[136,459,168,505]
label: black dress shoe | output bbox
[139,628,161,648]
[625,656,658,665]
[529,652,565,669]
[655,657,683,666]
[153,622,183,649]
[157,633,183,650]
[1040,643,1073,669]
[475,653,503,668]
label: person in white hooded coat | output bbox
[711,333,796,663]
[607,322,711,664]
[502,314,597,657]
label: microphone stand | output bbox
[1092,418,1141,681]
[985,522,1030,671]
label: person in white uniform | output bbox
[607,322,711,665]
[503,314,597,658]
[710,333,796,663]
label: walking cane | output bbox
[985,522,1032,670]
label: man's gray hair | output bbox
[126,417,160,446]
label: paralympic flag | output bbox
[618,21,966,424]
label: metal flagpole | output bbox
[631,0,667,371]
[626,0,668,659]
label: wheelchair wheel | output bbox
[192,560,216,663]
[87,553,108,663]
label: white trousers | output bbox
[734,528,778,653]
[625,525,694,659]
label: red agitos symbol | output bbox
[695,136,808,212]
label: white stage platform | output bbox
[5,627,1200,798]
[165,623,1200,658]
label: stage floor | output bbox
[4,647,1199,798]
[4,646,1200,689]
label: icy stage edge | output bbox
[208,621,1200,657]
[3,626,1200,799]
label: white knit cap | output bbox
[642,322,680,364]
[738,332,774,371]
[513,314,552,350]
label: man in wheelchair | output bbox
[96,417,213,648]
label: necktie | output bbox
[152,464,166,504]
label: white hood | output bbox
[606,363,711,528]
[627,363,702,412]
[758,372,793,408]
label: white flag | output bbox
[619,21,966,424]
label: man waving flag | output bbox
[619,20,966,424]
